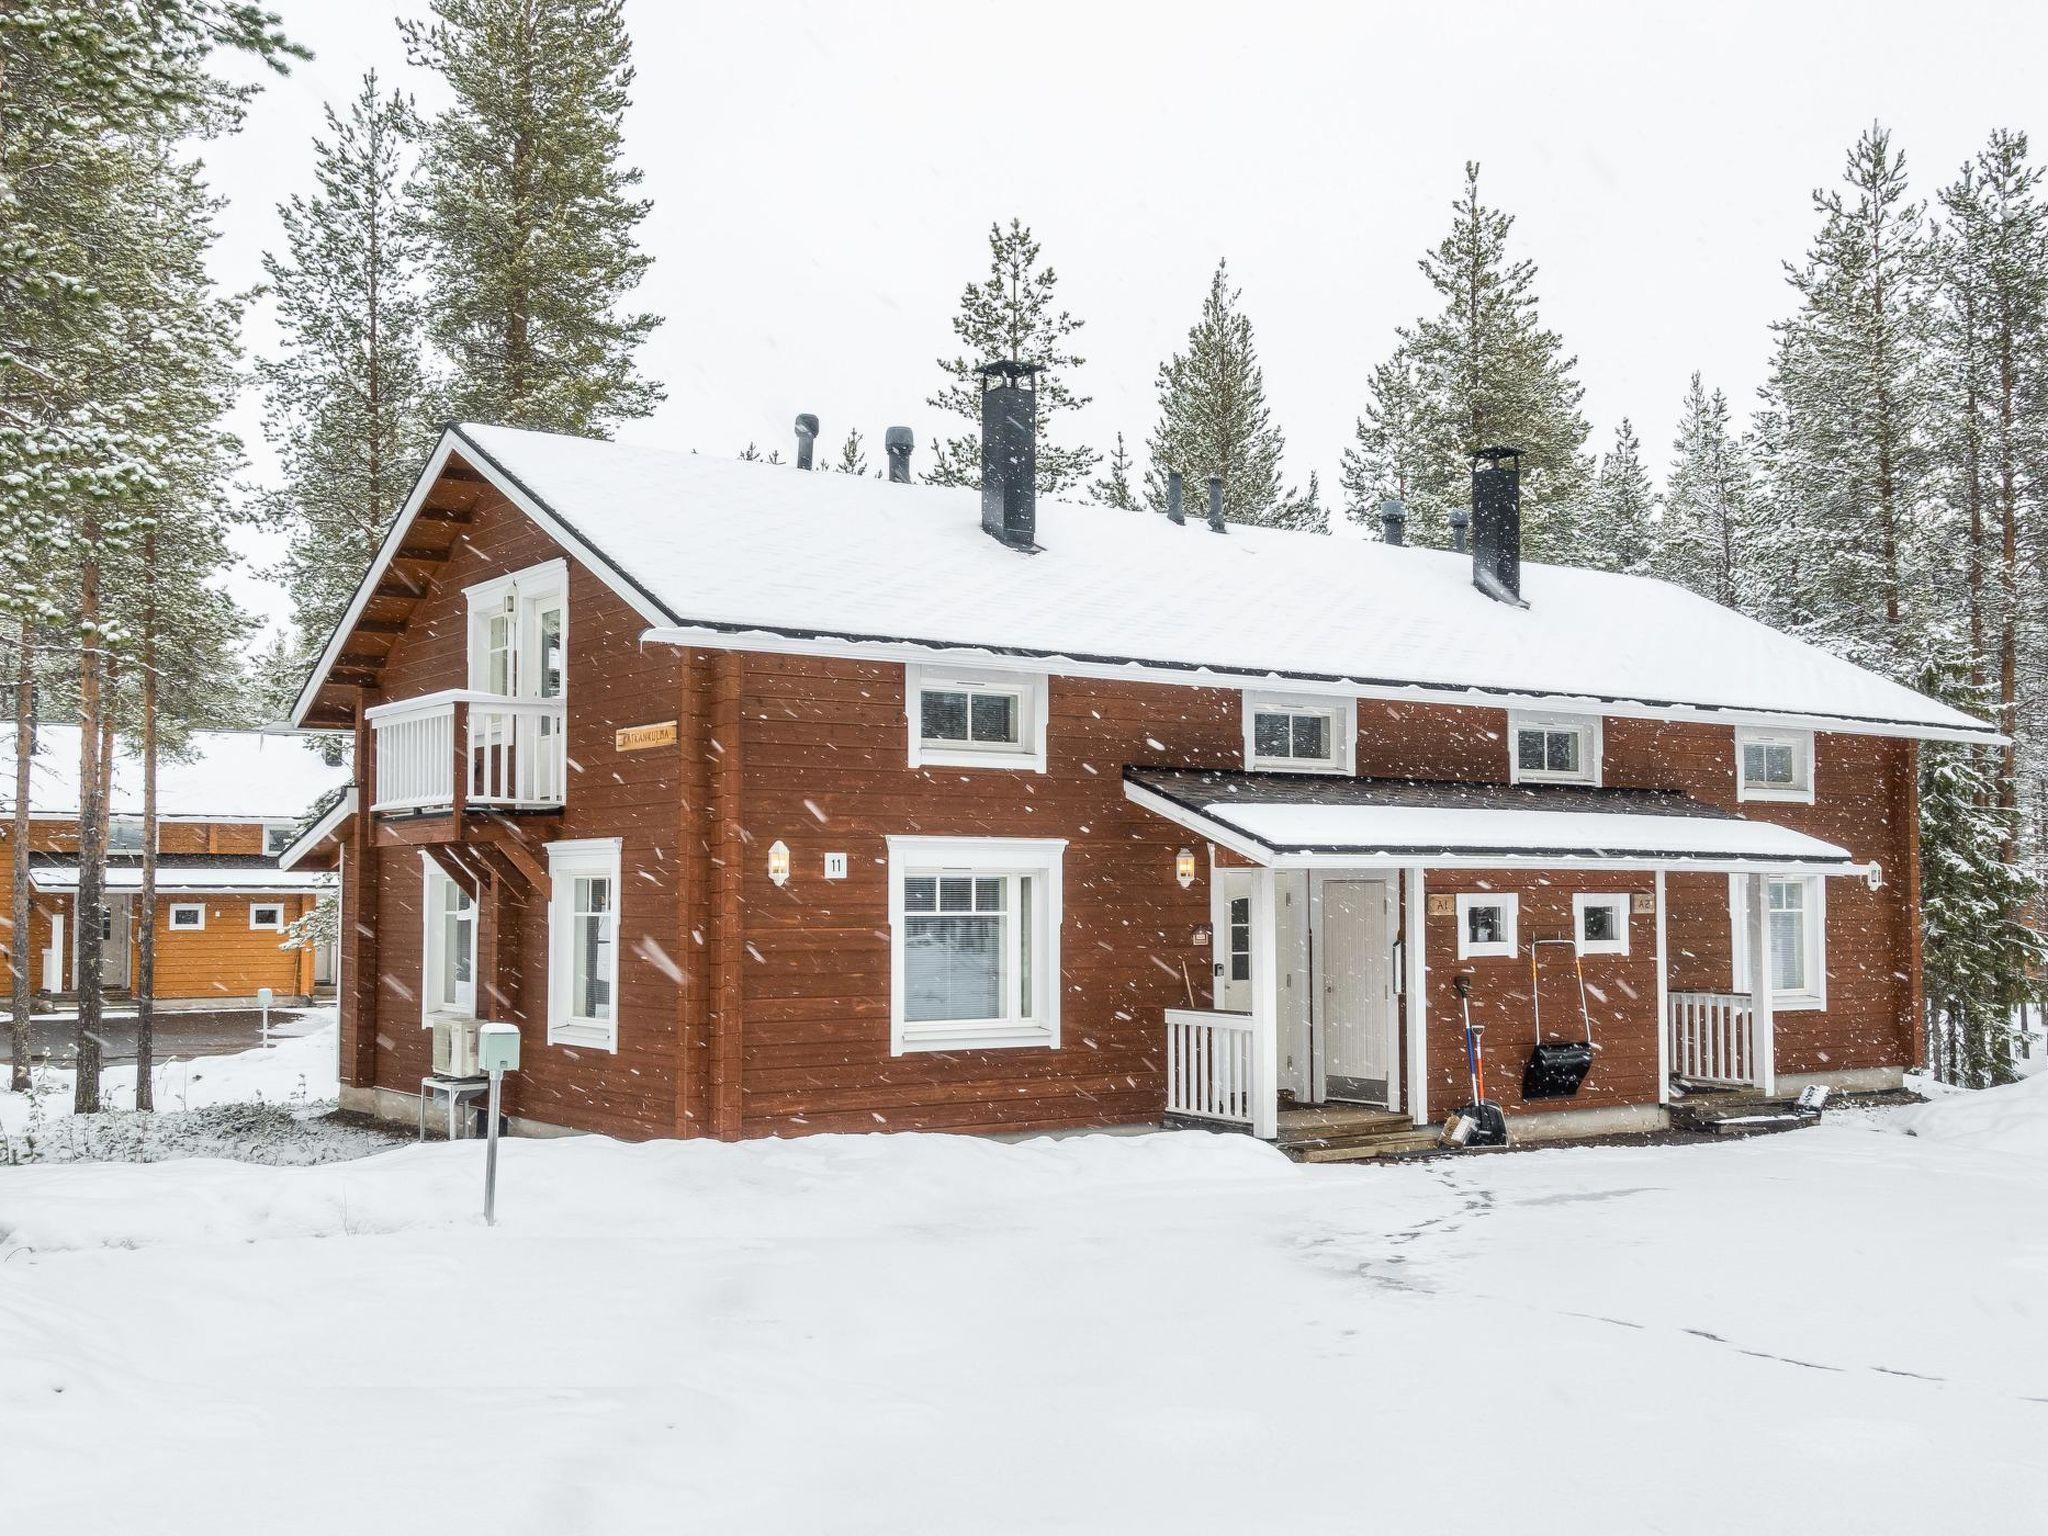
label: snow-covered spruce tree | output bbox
[1359,163,1591,557]
[1917,649,2045,1086]
[1932,133,2046,834]
[1579,419,1655,576]
[404,0,662,434]
[1143,260,1292,527]
[834,429,869,475]
[260,72,439,647]
[1339,351,1435,538]
[1275,472,1329,535]
[925,219,1096,494]
[1661,374,1753,608]
[1754,125,1938,668]
[1090,433,1139,511]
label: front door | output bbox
[1319,879,1394,1106]
[1213,870,1254,1012]
[101,895,132,992]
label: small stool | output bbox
[419,1074,490,1141]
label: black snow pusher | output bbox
[1521,934,1600,1100]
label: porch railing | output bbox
[367,690,567,813]
[1165,1008,1259,1127]
[1669,991,1756,1087]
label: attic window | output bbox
[1509,713,1601,786]
[906,666,1048,773]
[1243,692,1356,775]
[1735,728,1814,804]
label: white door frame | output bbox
[1308,872,1400,1110]
[42,906,65,992]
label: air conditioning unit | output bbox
[432,1016,483,1078]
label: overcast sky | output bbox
[209,0,2048,632]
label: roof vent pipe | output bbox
[1166,469,1185,525]
[978,360,1040,550]
[1448,505,1470,554]
[885,426,914,484]
[1379,497,1407,546]
[794,413,819,471]
[1206,474,1226,533]
[1470,445,1527,607]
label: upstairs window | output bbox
[906,666,1048,772]
[1735,728,1814,804]
[1509,713,1601,786]
[263,823,296,857]
[1243,692,1355,774]
[106,817,146,852]
[465,559,568,701]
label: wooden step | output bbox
[1291,1129,1447,1162]
[1668,1092,1814,1136]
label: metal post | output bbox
[258,986,273,1047]
[484,1066,504,1226]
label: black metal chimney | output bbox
[1206,474,1226,533]
[1470,445,1527,607]
[885,426,913,484]
[979,361,1039,550]
[1448,505,1470,554]
[794,413,818,471]
[1379,497,1406,546]
[1166,469,1185,526]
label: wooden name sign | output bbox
[1426,893,1457,917]
[615,720,678,752]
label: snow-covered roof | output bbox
[1123,768,1864,874]
[28,860,336,894]
[1,728,353,822]
[298,422,1992,741]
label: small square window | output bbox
[1573,894,1630,956]
[1455,893,1519,959]
[263,824,295,857]
[250,903,285,931]
[169,903,206,931]
[1509,714,1599,785]
[1736,729,1813,802]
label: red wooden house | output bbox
[289,374,1991,1151]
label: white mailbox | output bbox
[478,1021,521,1075]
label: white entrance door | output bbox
[1320,878,1396,1107]
[1213,870,1254,1012]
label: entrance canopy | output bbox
[1123,768,1869,877]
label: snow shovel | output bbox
[1522,935,1599,1101]
[1443,974,1508,1148]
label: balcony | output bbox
[367,690,566,814]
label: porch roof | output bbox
[27,855,336,896]
[1122,767,1868,875]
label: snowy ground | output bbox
[3,1075,2044,1535]
[0,1012,393,1164]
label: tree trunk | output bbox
[8,618,34,1092]
[136,551,158,1111]
[72,536,105,1114]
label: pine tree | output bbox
[925,219,1095,494]
[1358,163,1591,556]
[1143,261,1289,527]
[1274,471,1329,534]
[1339,352,1435,538]
[1662,375,1752,607]
[834,429,869,475]
[1756,125,1938,667]
[259,72,438,646]
[1090,433,1139,510]
[404,0,662,434]
[1580,419,1655,575]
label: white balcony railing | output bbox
[1669,991,1756,1087]
[366,690,566,813]
[1165,1008,1261,1127]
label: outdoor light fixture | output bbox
[1175,849,1197,889]
[768,840,790,887]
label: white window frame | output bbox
[1454,892,1519,960]
[1734,727,1815,805]
[106,815,147,853]
[905,664,1048,772]
[168,902,206,932]
[1728,874,1827,1011]
[887,835,1065,1054]
[546,837,621,1052]
[1571,893,1630,957]
[1508,711,1602,786]
[261,822,296,858]
[419,857,477,1024]
[1243,690,1357,775]
[465,558,568,700]
[248,902,285,932]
